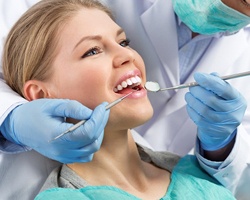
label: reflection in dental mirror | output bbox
[145,81,161,92]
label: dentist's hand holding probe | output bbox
[185,72,247,151]
[0,99,110,163]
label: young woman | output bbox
[3,0,236,199]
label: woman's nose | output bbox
[112,45,135,68]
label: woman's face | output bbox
[45,8,153,129]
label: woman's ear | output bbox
[23,80,50,101]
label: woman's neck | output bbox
[67,129,170,199]
[68,129,144,184]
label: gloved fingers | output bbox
[81,102,109,137]
[57,102,109,146]
[90,102,110,141]
[58,136,103,156]
[187,85,246,112]
[186,87,217,111]
[193,72,239,100]
[49,137,103,163]
[6,99,108,163]
[69,102,109,143]
[185,98,216,123]
[54,123,101,147]
[187,105,237,138]
[186,97,242,125]
[43,99,93,120]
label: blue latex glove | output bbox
[0,99,110,163]
[185,72,247,151]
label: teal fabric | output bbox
[167,155,235,199]
[35,155,235,200]
[172,0,250,35]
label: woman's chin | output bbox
[107,111,153,131]
[129,108,154,128]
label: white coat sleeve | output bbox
[0,0,37,125]
[196,125,250,200]
[0,0,35,151]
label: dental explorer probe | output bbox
[50,91,134,142]
[145,71,250,92]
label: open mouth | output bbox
[114,75,143,93]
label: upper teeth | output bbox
[114,75,142,92]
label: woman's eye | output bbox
[82,47,102,58]
[120,39,130,47]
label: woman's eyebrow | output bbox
[73,35,102,50]
[117,28,125,36]
[73,28,125,51]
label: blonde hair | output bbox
[2,0,113,97]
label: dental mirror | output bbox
[145,71,250,92]
[144,81,161,92]
[145,81,198,92]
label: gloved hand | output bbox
[0,99,110,163]
[185,72,247,151]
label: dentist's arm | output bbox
[185,72,247,160]
[0,99,110,163]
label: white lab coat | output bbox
[0,0,250,199]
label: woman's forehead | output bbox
[58,8,120,47]
[66,8,117,32]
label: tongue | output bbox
[117,87,135,94]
